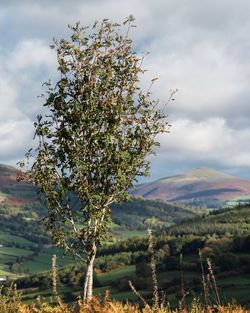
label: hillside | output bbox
[111,196,200,226]
[0,164,49,245]
[0,164,39,208]
[0,163,201,277]
[0,163,200,234]
[131,167,250,207]
[13,203,250,307]
[2,162,250,305]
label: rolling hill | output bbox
[0,163,201,277]
[0,163,199,231]
[0,164,38,208]
[2,163,250,306]
[131,167,250,207]
[15,202,250,306]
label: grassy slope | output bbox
[18,259,250,307]
[2,164,250,306]
[15,204,250,307]
[0,194,200,276]
[24,249,75,273]
[0,162,202,276]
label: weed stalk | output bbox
[52,254,58,303]
[180,253,187,313]
[128,280,151,311]
[199,249,209,313]
[148,228,159,312]
[207,258,221,307]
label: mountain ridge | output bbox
[0,163,200,239]
[131,167,250,206]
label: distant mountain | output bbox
[0,163,203,277]
[131,167,250,207]
[0,163,201,240]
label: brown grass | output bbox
[0,285,249,313]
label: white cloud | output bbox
[1,0,250,179]
[7,39,56,78]
[161,118,230,153]
[0,73,17,109]
[0,39,57,164]
[142,40,248,120]
[0,73,34,161]
[0,117,33,160]
[157,117,250,168]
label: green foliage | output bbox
[8,203,250,307]
[136,261,152,277]
[159,203,250,237]
[110,197,199,231]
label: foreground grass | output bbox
[1,286,250,313]
[17,259,250,307]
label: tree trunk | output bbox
[83,248,96,301]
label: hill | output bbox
[0,164,39,208]
[0,163,201,277]
[0,163,200,235]
[131,167,250,207]
[13,203,250,307]
[110,197,201,238]
[2,163,250,305]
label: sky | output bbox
[1,0,250,182]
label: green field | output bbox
[24,248,75,273]
[226,195,250,207]
[107,289,149,302]
[16,255,250,307]
[7,190,37,198]
[0,269,13,276]
[0,233,35,247]
[112,230,148,239]
[0,192,8,196]
[98,265,136,285]
[218,274,250,286]
[20,265,139,304]
[0,247,32,257]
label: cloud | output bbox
[142,27,249,123]
[161,118,232,153]
[0,116,33,160]
[0,38,57,164]
[0,71,34,161]
[1,0,250,180]
[6,39,57,114]
[7,39,56,75]
[0,71,17,109]
[154,117,250,174]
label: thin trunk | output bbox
[83,247,96,302]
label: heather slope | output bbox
[131,167,250,206]
[0,164,38,208]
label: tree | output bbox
[18,16,174,301]
[136,261,151,277]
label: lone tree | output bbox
[18,16,173,301]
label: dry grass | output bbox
[0,286,249,313]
